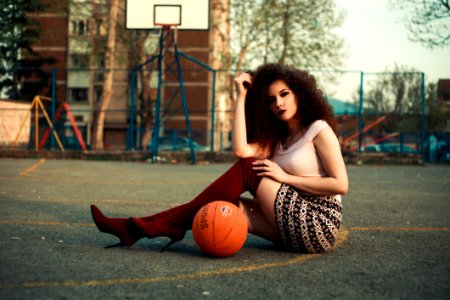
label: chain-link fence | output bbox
[1,67,448,162]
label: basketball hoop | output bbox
[124,0,212,164]
[153,4,181,30]
[125,0,210,31]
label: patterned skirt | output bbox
[274,184,343,253]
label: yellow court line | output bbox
[2,220,449,233]
[0,220,94,227]
[6,175,210,185]
[0,197,173,206]
[350,226,450,231]
[0,228,348,290]
[20,158,46,176]
[4,254,321,289]
[2,226,449,289]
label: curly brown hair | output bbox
[244,63,337,154]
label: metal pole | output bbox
[358,71,364,152]
[420,72,426,161]
[210,71,216,152]
[173,31,196,164]
[176,52,217,153]
[35,97,38,150]
[128,70,136,150]
[152,29,165,162]
[51,68,56,150]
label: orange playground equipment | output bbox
[342,116,387,150]
[38,101,87,151]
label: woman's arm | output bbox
[232,73,269,159]
[252,128,348,195]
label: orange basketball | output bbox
[192,201,248,257]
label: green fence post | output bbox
[421,72,426,161]
[358,71,364,152]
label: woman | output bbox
[91,63,348,253]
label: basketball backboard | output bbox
[126,0,210,30]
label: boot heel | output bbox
[130,217,187,251]
[105,242,126,249]
[160,238,181,252]
[90,205,142,248]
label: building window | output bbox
[95,87,103,103]
[69,88,88,102]
[71,19,90,36]
[70,54,89,68]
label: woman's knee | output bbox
[238,199,280,243]
[256,177,281,201]
[238,157,257,168]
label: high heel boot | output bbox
[91,205,150,248]
[131,157,262,251]
[130,203,195,251]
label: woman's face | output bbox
[267,80,298,123]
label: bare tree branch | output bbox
[389,0,450,48]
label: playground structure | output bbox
[8,95,88,152]
[38,101,87,151]
[341,116,410,152]
[340,114,426,155]
[341,116,388,150]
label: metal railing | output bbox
[1,67,448,162]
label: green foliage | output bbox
[361,65,421,131]
[364,66,423,116]
[0,0,56,100]
[425,82,447,131]
[229,0,347,71]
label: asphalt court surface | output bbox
[0,158,449,299]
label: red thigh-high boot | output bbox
[131,157,262,251]
[90,205,156,248]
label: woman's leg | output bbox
[238,177,282,244]
[238,197,280,243]
[126,157,264,250]
[90,205,156,248]
[91,161,283,250]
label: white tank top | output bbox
[272,120,330,177]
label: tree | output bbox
[425,82,447,131]
[228,0,346,72]
[0,0,56,100]
[126,31,156,151]
[351,65,446,132]
[361,65,424,132]
[70,0,157,150]
[91,0,119,149]
[389,0,450,49]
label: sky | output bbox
[332,0,449,99]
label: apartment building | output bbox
[29,0,231,150]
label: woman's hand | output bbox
[234,72,253,101]
[252,159,288,183]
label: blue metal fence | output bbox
[1,66,448,162]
